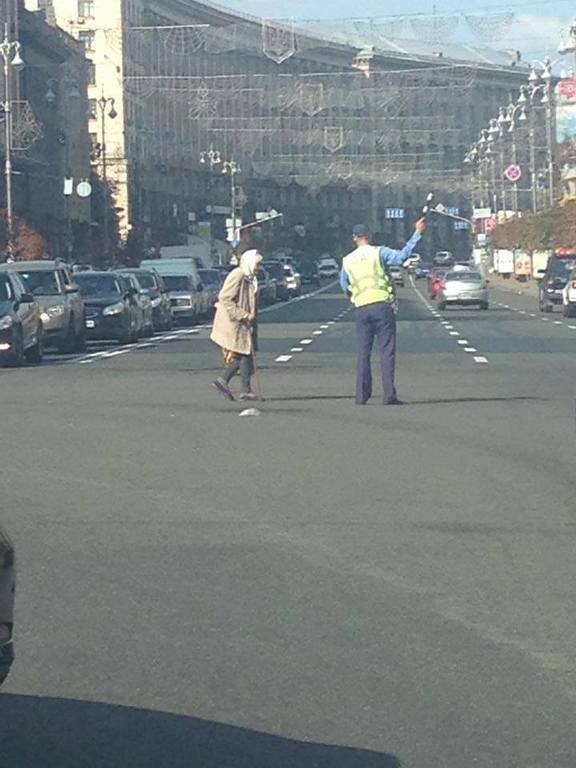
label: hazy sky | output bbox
[221,0,576,66]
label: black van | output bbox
[537,252,576,312]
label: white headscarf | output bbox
[240,250,263,289]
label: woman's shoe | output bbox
[212,378,235,401]
[239,392,258,401]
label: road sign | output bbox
[473,207,492,219]
[385,208,404,219]
[76,180,92,198]
[484,217,497,233]
[504,164,522,183]
[558,78,576,103]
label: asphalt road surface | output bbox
[1,280,576,768]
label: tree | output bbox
[0,210,47,261]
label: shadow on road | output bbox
[267,395,547,404]
[0,694,400,768]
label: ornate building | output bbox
[1,1,92,257]
[30,0,528,254]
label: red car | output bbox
[428,269,447,300]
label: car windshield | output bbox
[549,258,576,277]
[75,274,123,297]
[263,263,284,279]
[18,269,61,296]
[445,272,483,282]
[0,275,14,302]
[198,270,220,286]
[163,275,192,291]
[130,272,156,289]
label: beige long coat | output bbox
[210,268,257,355]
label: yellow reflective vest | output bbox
[342,245,394,307]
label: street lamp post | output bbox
[0,23,24,261]
[96,94,117,262]
[199,145,221,258]
[46,78,82,260]
[221,159,241,248]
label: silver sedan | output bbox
[437,271,489,310]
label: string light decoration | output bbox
[121,12,521,207]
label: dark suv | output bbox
[537,255,576,312]
[6,261,86,352]
[0,527,15,688]
[262,261,289,301]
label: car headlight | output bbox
[47,305,65,317]
[102,302,124,316]
[151,297,162,307]
[0,316,13,331]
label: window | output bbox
[87,61,96,86]
[78,30,95,52]
[88,99,97,119]
[78,0,95,17]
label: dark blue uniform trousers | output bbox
[355,301,397,404]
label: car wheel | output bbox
[438,301,446,311]
[563,304,574,317]
[57,321,75,354]
[143,321,154,338]
[479,302,489,311]
[74,323,87,353]
[25,325,44,365]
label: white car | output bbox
[283,264,302,297]
[561,268,576,317]
[317,257,339,279]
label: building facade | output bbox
[1,0,92,258]
[29,0,528,256]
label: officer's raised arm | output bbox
[379,218,427,267]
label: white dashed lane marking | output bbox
[291,347,303,352]
[464,347,477,352]
[275,355,293,363]
[300,339,313,345]
[473,356,489,364]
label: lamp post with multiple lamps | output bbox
[45,78,82,259]
[96,94,117,261]
[199,145,222,257]
[464,56,559,218]
[200,147,242,261]
[221,158,241,247]
[0,23,24,261]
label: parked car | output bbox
[162,274,203,324]
[4,260,85,353]
[257,267,277,305]
[284,264,302,297]
[299,262,321,286]
[75,271,140,344]
[118,272,154,337]
[198,268,222,316]
[437,271,489,310]
[122,268,172,332]
[262,261,290,301]
[317,256,340,280]
[0,526,15,688]
[561,267,576,317]
[537,254,576,312]
[0,270,43,366]
[388,266,405,287]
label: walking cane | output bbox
[250,338,264,402]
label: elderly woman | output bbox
[211,250,262,401]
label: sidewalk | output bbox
[489,273,539,298]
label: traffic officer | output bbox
[340,218,426,405]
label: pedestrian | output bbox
[211,249,262,402]
[340,219,426,405]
